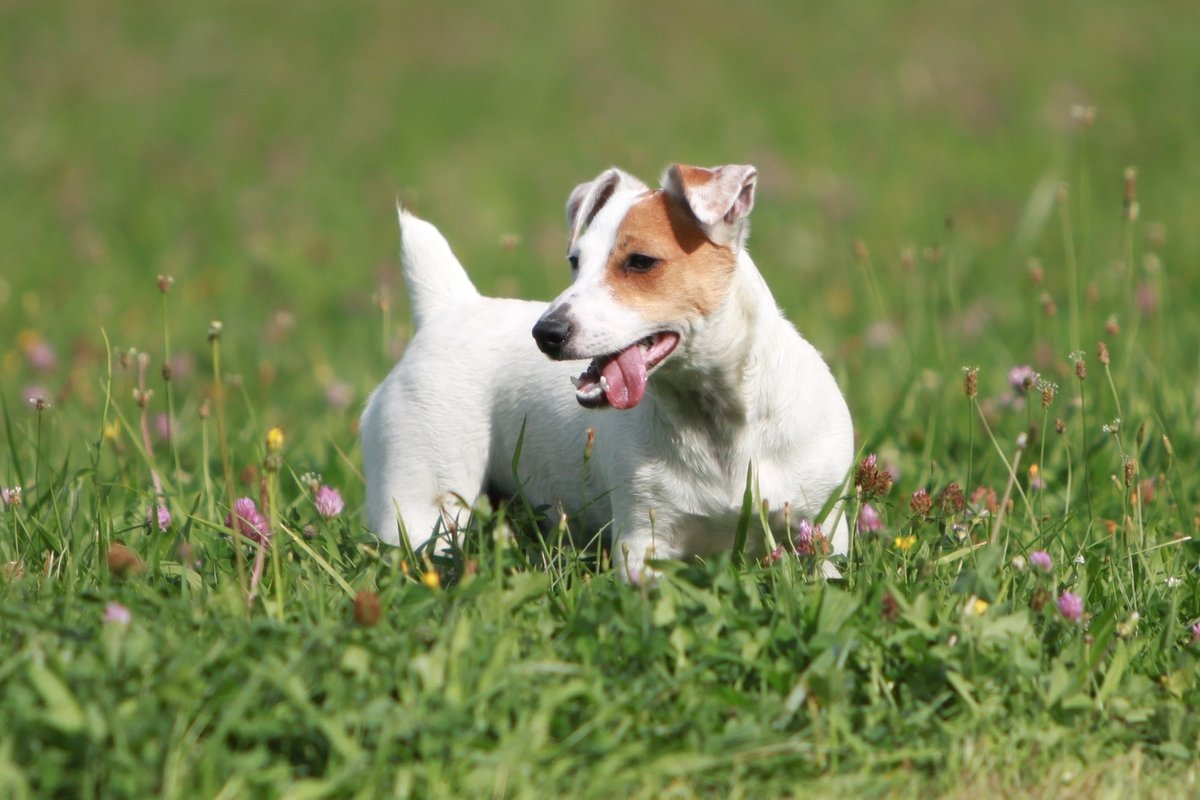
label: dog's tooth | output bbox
[599,375,609,392]
[570,375,582,389]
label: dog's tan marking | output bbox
[605,190,736,320]
[671,165,717,191]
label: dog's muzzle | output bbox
[532,306,573,359]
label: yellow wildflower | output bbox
[16,329,41,352]
[893,534,917,551]
[421,569,441,590]
[266,426,285,452]
[102,420,121,441]
[970,597,989,615]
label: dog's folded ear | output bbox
[663,164,758,248]
[567,168,649,247]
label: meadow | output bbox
[2,1,1199,797]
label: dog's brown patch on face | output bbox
[605,190,736,321]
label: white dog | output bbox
[361,164,854,579]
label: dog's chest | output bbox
[628,426,818,548]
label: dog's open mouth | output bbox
[570,332,680,410]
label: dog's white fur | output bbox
[361,164,854,579]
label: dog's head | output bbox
[532,163,758,410]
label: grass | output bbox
[2,0,1199,796]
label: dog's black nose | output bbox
[532,309,573,358]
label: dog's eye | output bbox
[624,253,660,274]
[568,254,579,272]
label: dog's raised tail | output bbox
[397,205,480,329]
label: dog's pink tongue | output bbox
[601,345,648,410]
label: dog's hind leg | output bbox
[362,432,490,555]
[360,368,491,555]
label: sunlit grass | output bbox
[2,1,1199,797]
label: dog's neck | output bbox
[649,250,783,443]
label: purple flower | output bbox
[225,497,270,545]
[858,502,883,533]
[1057,591,1084,623]
[26,341,57,372]
[793,520,828,557]
[153,413,172,443]
[168,352,196,381]
[1135,281,1158,316]
[1029,550,1053,573]
[1008,365,1038,394]
[314,485,345,519]
[1191,622,1200,644]
[148,504,172,531]
[324,381,354,410]
[1,486,21,507]
[104,602,131,625]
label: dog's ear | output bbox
[663,164,758,248]
[566,168,648,247]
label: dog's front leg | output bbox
[609,505,680,584]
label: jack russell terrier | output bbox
[361,163,854,580]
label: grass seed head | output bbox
[1147,221,1166,249]
[353,590,382,627]
[1030,587,1050,613]
[1027,258,1044,285]
[107,543,145,579]
[881,592,900,622]
[852,238,869,264]
[1070,104,1096,127]
[1123,166,1139,220]
[1037,379,1057,409]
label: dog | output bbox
[361,163,854,580]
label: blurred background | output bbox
[2,0,1197,459]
